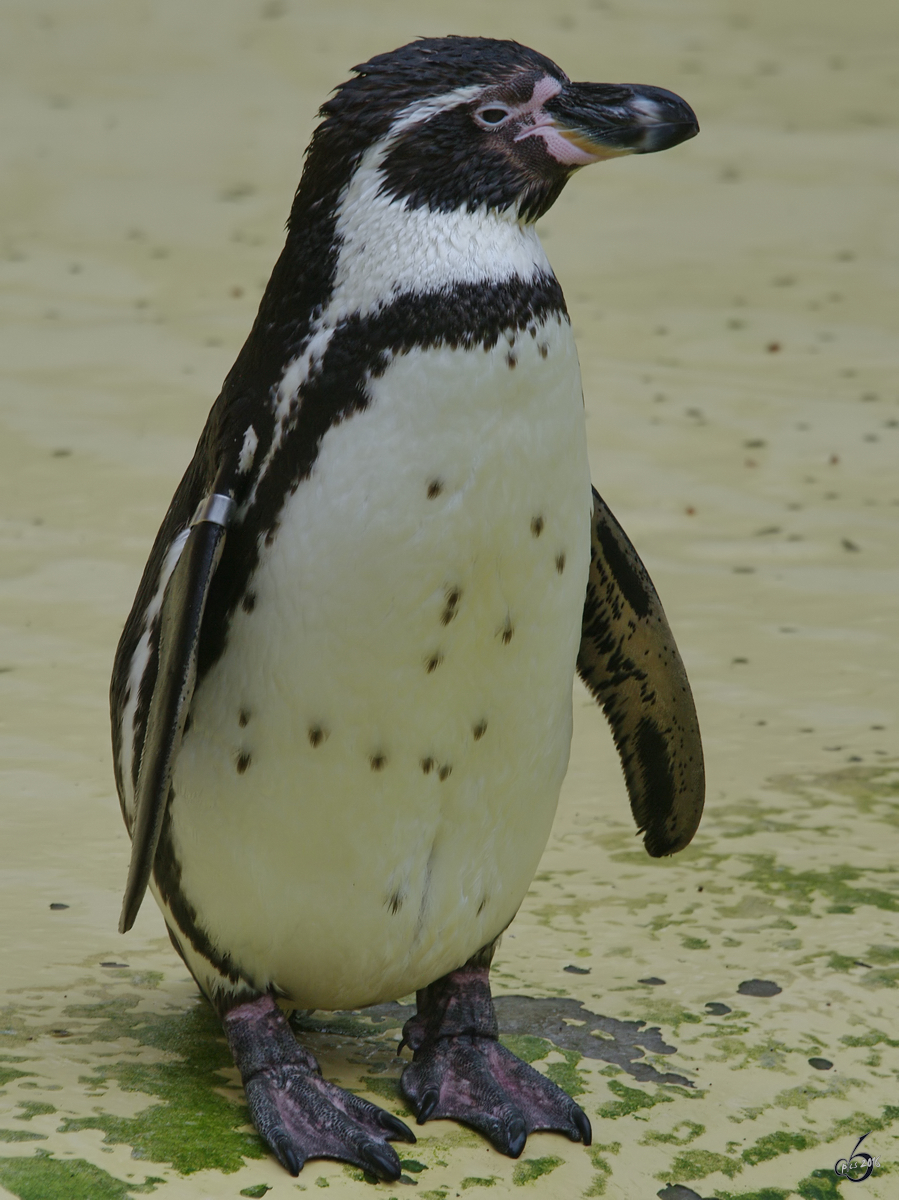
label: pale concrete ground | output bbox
[0,1,897,1198]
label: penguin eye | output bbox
[476,106,512,127]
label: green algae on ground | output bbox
[796,1170,844,1200]
[717,1190,791,1200]
[0,1129,47,1142]
[544,1049,587,1097]
[0,1065,33,1087]
[499,1034,553,1064]
[597,1079,696,1119]
[511,1155,563,1185]
[741,1130,819,1165]
[584,1143,619,1196]
[642,1120,705,1146]
[13,1102,56,1121]
[460,1177,498,1189]
[663,1147,743,1182]
[238,1185,272,1198]
[737,855,899,915]
[0,1154,157,1200]
[55,997,266,1173]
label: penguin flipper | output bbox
[578,485,704,856]
[119,494,233,934]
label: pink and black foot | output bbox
[223,994,415,1181]
[399,948,592,1157]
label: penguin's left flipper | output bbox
[578,486,705,856]
[119,493,234,934]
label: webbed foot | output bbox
[399,950,591,1156]
[224,994,415,1180]
[401,1032,590,1156]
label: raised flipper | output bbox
[578,486,704,855]
[119,493,234,933]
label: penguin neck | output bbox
[321,141,554,324]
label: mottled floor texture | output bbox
[1,0,896,1197]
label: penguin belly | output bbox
[161,317,592,1010]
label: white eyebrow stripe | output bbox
[387,83,484,137]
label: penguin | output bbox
[110,37,703,1183]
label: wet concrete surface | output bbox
[0,1,897,1196]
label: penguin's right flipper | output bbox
[118,494,234,934]
[578,486,705,858]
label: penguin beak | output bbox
[530,82,699,165]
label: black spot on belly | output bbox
[438,763,452,781]
[421,756,435,774]
[477,896,488,915]
[241,591,256,614]
[441,587,461,625]
[264,523,279,548]
[507,352,517,369]
[539,343,549,359]
[501,618,514,645]
[370,753,387,771]
[387,890,404,915]
[308,725,327,748]
[427,479,444,499]
[425,652,444,674]
[236,751,251,774]
[531,516,544,538]
[472,719,487,741]
[238,709,250,728]
[555,552,566,574]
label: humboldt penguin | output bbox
[110,36,703,1181]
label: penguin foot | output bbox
[398,949,591,1156]
[223,994,415,1180]
[401,1033,591,1156]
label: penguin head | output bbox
[295,37,698,226]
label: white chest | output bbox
[164,313,592,1008]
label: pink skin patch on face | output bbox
[512,74,625,166]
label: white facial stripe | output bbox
[388,83,484,137]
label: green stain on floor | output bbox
[597,1080,694,1119]
[0,1154,158,1200]
[734,856,899,916]
[741,1130,819,1165]
[54,998,266,1174]
[0,1066,33,1088]
[499,1034,553,1064]
[544,1051,587,1098]
[664,1147,744,1182]
[511,1155,563,1185]
[642,1120,705,1146]
[12,1103,56,1121]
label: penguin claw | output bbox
[400,1035,590,1157]
[377,1109,417,1143]
[573,1106,593,1146]
[274,1134,303,1177]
